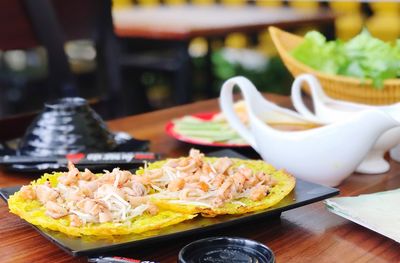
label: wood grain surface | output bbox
[0,94,399,263]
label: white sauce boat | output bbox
[291,74,400,174]
[219,76,399,187]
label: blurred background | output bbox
[0,0,399,121]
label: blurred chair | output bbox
[116,0,207,108]
[366,2,400,41]
[0,0,127,140]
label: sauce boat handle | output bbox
[291,74,327,123]
[219,76,258,150]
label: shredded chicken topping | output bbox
[143,149,276,208]
[20,149,277,225]
[20,162,157,226]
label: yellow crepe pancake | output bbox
[8,172,196,237]
[137,158,296,217]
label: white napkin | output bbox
[325,189,400,243]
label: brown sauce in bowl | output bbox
[268,122,321,131]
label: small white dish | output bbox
[291,74,400,174]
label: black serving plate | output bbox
[0,150,339,256]
[0,132,149,173]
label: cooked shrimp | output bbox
[183,173,200,184]
[177,171,189,179]
[201,162,213,175]
[255,171,275,185]
[126,196,148,207]
[132,181,148,196]
[168,178,185,191]
[232,172,247,192]
[143,169,163,180]
[213,157,232,174]
[176,159,197,174]
[76,198,90,210]
[237,166,253,179]
[63,187,85,202]
[80,187,93,198]
[35,183,59,203]
[266,173,278,186]
[70,214,83,227]
[111,168,132,187]
[122,186,136,197]
[210,174,225,187]
[95,184,124,199]
[189,148,202,158]
[177,158,189,167]
[45,201,68,219]
[135,175,151,185]
[249,185,269,201]
[78,180,98,196]
[77,199,105,216]
[217,178,235,200]
[165,158,180,168]
[98,172,116,184]
[90,203,105,216]
[19,185,36,200]
[189,148,205,165]
[122,181,147,197]
[146,203,159,215]
[99,210,113,223]
[239,167,258,188]
[81,168,97,181]
[58,162,80,186]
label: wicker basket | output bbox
[269,26,400,105]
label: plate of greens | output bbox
[165,112,249,147]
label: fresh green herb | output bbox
[291,29,400,88]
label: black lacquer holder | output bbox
[18,97,117,157]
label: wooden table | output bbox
[113,5,334,104]
[1,95,399,263]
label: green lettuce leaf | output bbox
[291,29,400,89]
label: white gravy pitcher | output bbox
[291,74,400,174]
[219,76,400,187]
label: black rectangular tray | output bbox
[0,149,339,256]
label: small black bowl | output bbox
[178,236,275,263]
[18,97,117,157]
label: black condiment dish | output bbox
[178,236,275,263]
